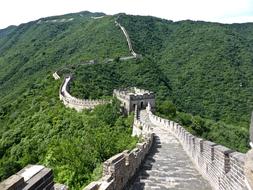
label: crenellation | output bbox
[0,165,66,190]
[214,145,234,174]
[145,102,250,190]
[114,88,155,114]
[4,86,251,190]
[186,133,193,151]
[84,106,154,190]
[0,175,25,190]
[59,76,109,111]
[203,141,217,162]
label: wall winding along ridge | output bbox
[115,20,140,58]
[84,107,154,190]
[145,104,249,190]
[5,12,253,190]
[59,76,108,111]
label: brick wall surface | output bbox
[83,107,154,190]
[59,76,109,111]
[146,104,249,190]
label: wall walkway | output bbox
[130,110,212,190]
[115,20,140,58]
[84,107,154,190]
[145,104,249,190]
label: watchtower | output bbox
[113,87,155,114]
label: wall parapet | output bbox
[0,165,68,190]
[83,106,154,190]
[145,103,249,190]
[113,88,155,100]
[113,88,155,114]
[59,76,109,111]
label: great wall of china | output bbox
[84,107,153,190]
[82,99,252,190]
[146,104,249,190]
[54,18,142,111]
[1,17,253,190]
[59,76,108,111]
[115,20,140,58]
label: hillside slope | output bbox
[0,11,129,104]
[0,11,136,189]
[117,15,253,124]
[1,12,252,124]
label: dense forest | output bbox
[69,59,249,152]
[0,75,137,189]
[0,11,253,189]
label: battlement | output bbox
[146,104,249,190]
[113,87,155,114]
[59,76,109,111]
[84,107,154,190]
[0,165,67,190]
[113,87,155,100]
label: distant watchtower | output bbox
[113,87,155,114]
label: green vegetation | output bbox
[0,12,137,189]
[156,100,249,153]
[117,15,253,125]
[0,11,129,105]
[70,60,250,152]
[0,75,137,189]
[0,11,253,189]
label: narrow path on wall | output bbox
[55,18,139,80]
[130,110,212,190]
[115,20,139,58]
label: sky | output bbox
[1,0,253,29]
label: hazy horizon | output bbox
[1,0,253,29]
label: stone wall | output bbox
[113,88,155,114]
[53,72,60,80]
[132,106,153,137]
[0,165,61,190]
[83,107,154,190]
[59,76,109,111]
[146,104,249,190]
[115,20,141,58]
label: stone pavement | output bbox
[129,110,212,190]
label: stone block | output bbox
[54,183,68,190]
[22,167,53,190]
[214,145,234,174]
[0,174,25,190]
[230,152,245,165]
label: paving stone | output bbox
[129,110,212,190]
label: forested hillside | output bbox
[0,11,129,104]
[1,11,253,189]
[0,11,134,190]
[117,14,253,124]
